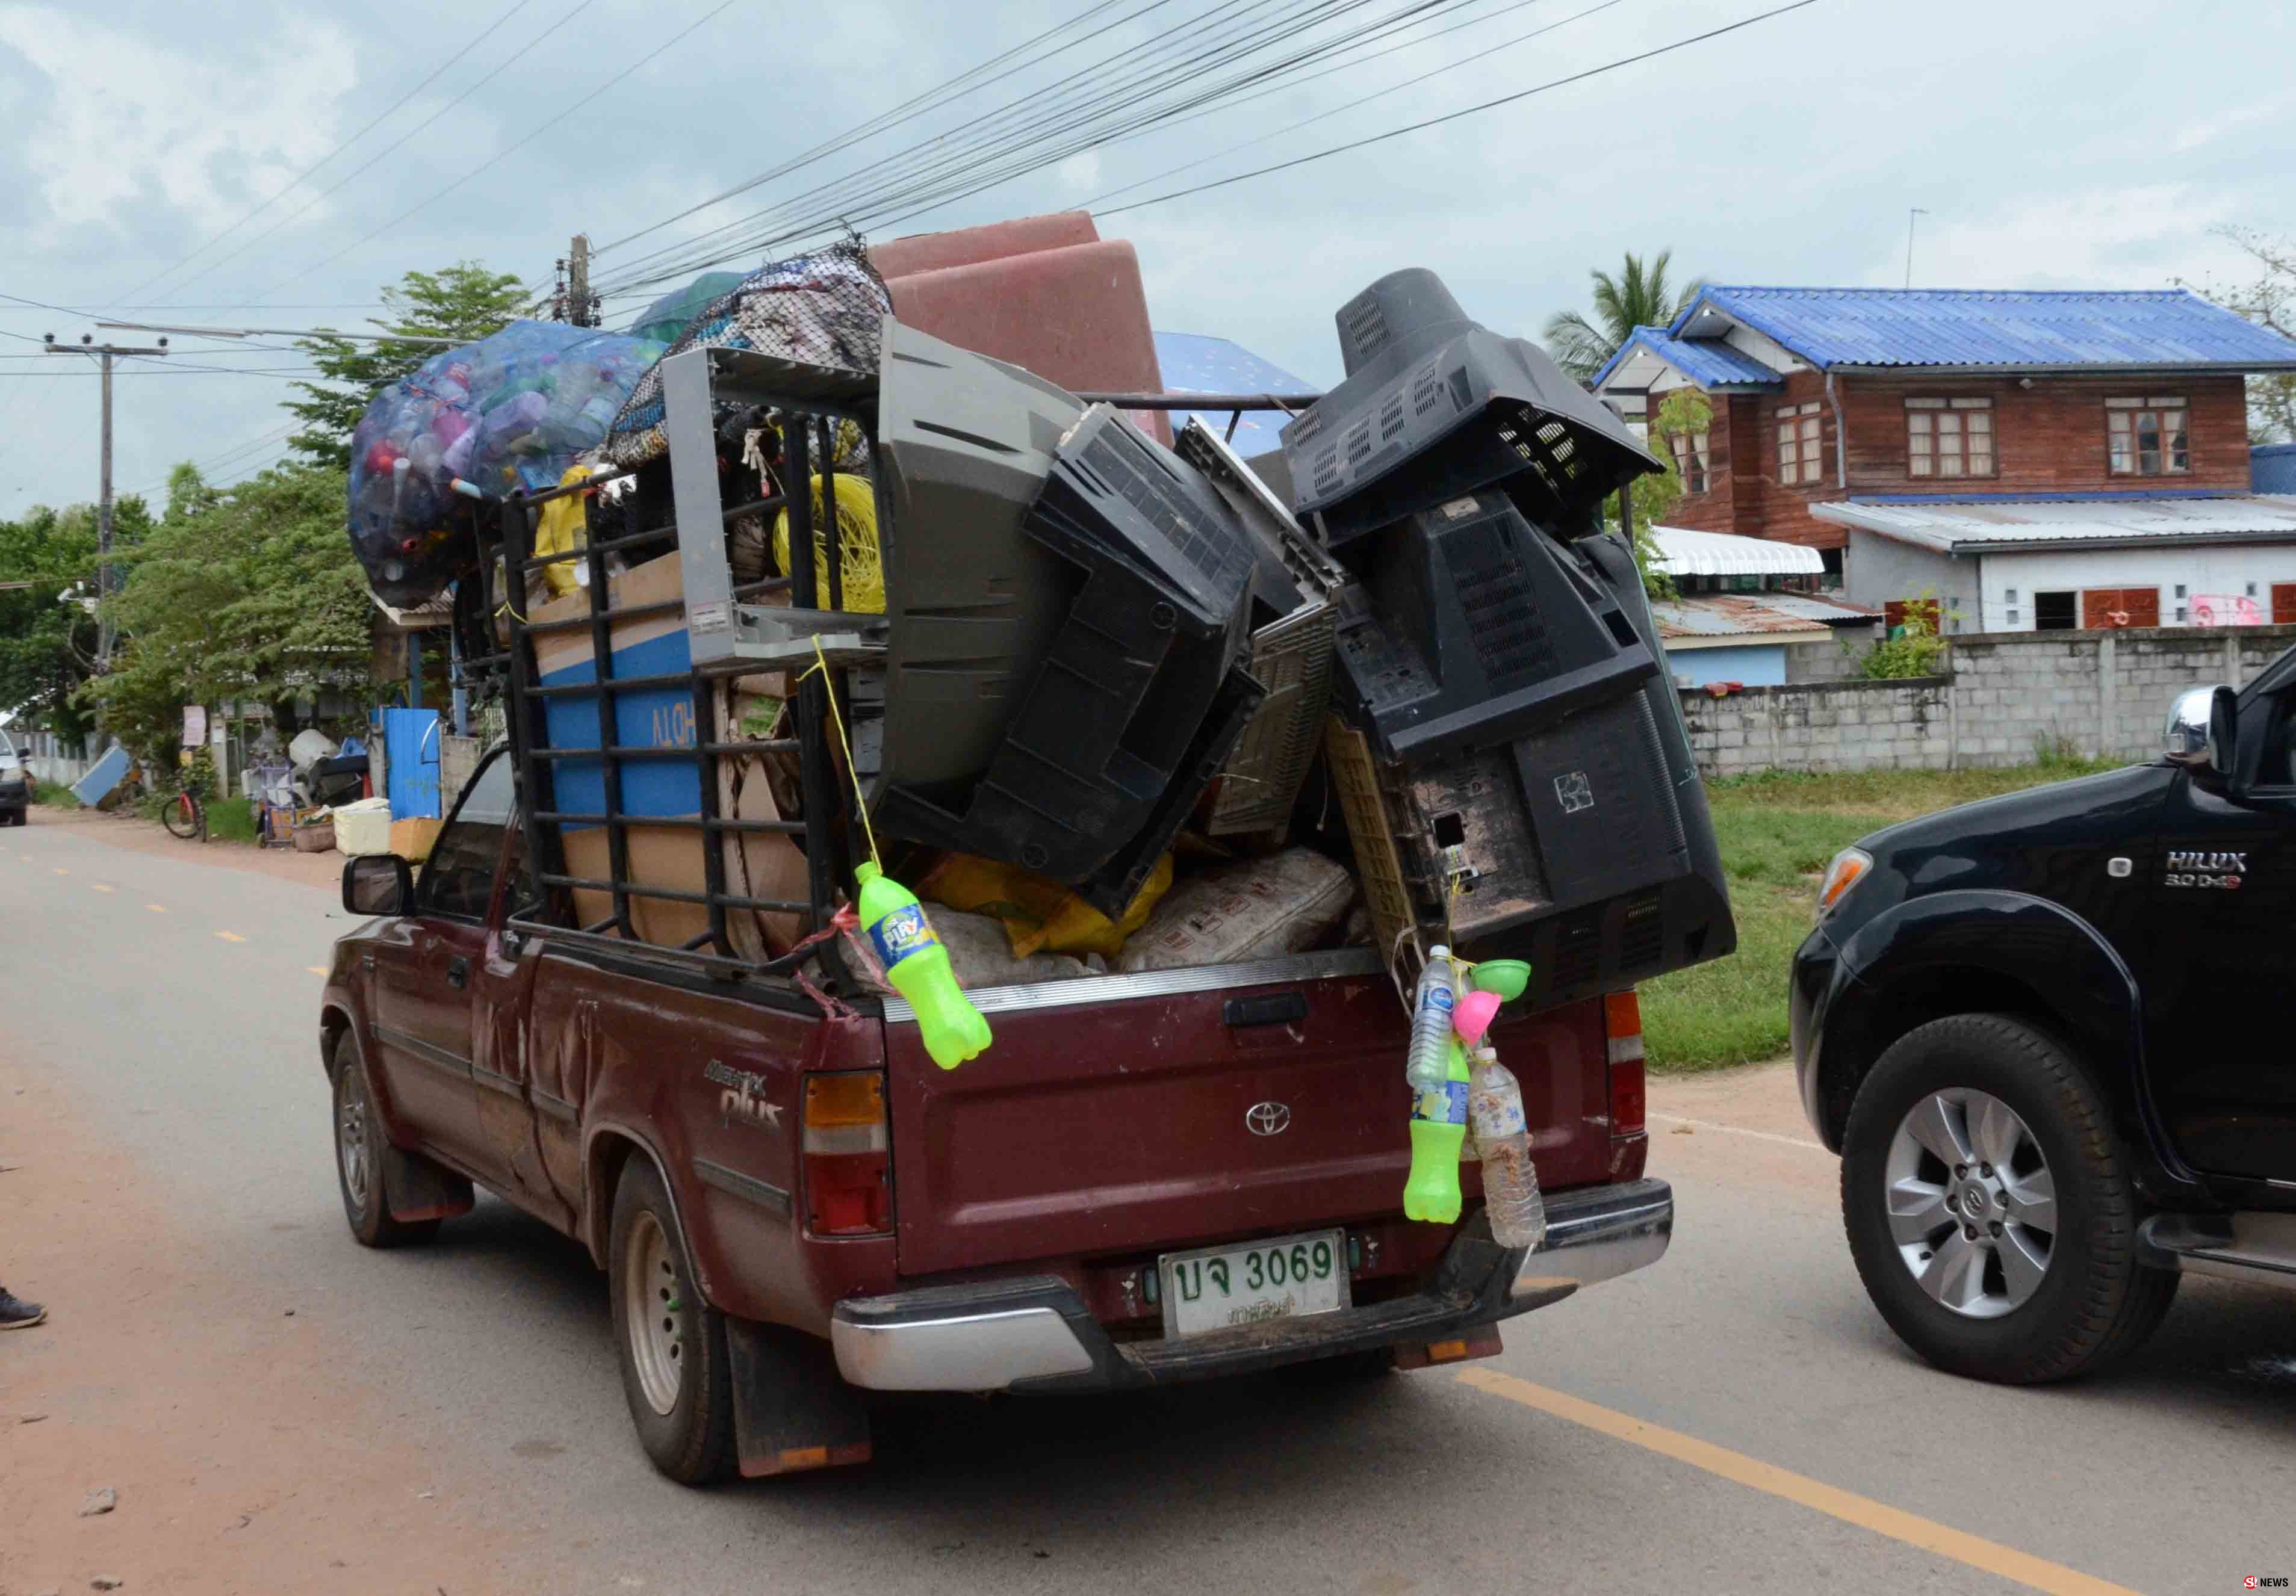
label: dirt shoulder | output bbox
[28,805,340,892]
[0,1047,568,1595]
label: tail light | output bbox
[1604,991,1646,1137]
[802,1072,891,1237]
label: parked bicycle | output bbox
[160,777,205,841]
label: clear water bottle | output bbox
[1468,1043,1545,1251]
[1405,945,1458,1093]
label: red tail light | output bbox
[1604,991,1646,1137]
[802,1073,892,1237]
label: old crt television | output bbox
[1279,268,1662,544]
[870,404,1264,913]
[873,318,1084,793]
[1377,533,1734,1009]
[1332,491,1657,761]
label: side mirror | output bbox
[343,853,414,916]
[2165,684,2238,774]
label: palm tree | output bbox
[1543,250,1703,384]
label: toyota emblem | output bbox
[1246,1101,1291,1136]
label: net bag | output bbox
[600,241,892,469]
[347,321,665,606]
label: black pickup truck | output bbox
[1793,655,2296,1384]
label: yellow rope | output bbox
[801,635,880,870]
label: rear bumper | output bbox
[831,1178,1672,1393]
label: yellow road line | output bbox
[52,867,66,875]
[214,931,246,944]
[1457,1369,2135,1596]
[308,966,328,977]
[146,904,167,914]
[90,883,114,894]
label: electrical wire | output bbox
[1076,0,1624,209]
[110,0,544,309]
[592,0,1464,297]
[154,0,602,309]
[592,0,1420,291]
[251,0,742,303]
[1096,0,1823,216]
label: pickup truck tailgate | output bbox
[883,952,1614,1277]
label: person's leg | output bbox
[0,1281,45,1329]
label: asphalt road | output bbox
[5,815,2294,1595]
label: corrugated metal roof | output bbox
[1669,287,2296,373]
[1815,493,2296,552]
[1593,327,1783,391]
[1651,525,1824,577]
[1652,592,1875,642]
[1154,330,1317,454]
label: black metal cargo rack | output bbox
[453,351,1325,985]
[465,346,887,983]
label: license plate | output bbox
[1158,1229,1351,1338]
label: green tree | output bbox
[287,261,527,469]
[1607,389,1710,600]
[82,461,374,769]
[2183,227,2296,444]
[0,496,153,739]
[1544,249,1704,384]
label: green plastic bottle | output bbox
[1403,1036,1470,1223]
[855,862,991,1069]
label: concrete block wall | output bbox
[1677,623,2296,777]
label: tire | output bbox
[162,793,203,840]
[1841,1013,2177,1385]
[609,1158,736,1485]
[330,1032,441,1249]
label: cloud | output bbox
[0,4,356,234]
[1871,185,2249,293]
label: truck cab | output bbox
[1793,651,2296,1385]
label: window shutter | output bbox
[2273,583,2296,625]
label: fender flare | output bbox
[581,1119,714,1305]
[1828,888,2199,1195]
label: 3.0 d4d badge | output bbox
[2165,849,2247,889]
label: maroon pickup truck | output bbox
[321,746,1671,1483]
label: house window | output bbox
[1669,429,1710,493]
[2107,397,2188,475]
[1776,401,1823,486]
[2034,590,2078,631]
[1906,397,1995,478]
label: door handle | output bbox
[360,953,376,971]
[1224,991,1309,1028]
[447,956,470,990]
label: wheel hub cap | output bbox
[1883,1087,2057,1320]
[622,1212,685,1416]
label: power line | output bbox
[153,0,601,308]
[110,0,544,309]
[1097,0,1824,216]
[1077,0,1625,209]
[252,0,741,303]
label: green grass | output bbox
[205,797,260,845]
[1639,758,2124,1074]
[33,779,80,808]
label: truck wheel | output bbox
[609,1158,736,1485]
[330,1033,440,1249]
[1841,1013,2176,1385]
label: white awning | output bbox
[1649,525,1826,577]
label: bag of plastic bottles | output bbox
[346,321,666,606]
[600,241,892,469]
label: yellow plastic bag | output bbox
[920,852,1172,961]
[533,463,596,596]
[773,473,884,613]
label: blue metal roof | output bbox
[1593,327,1783,391]
[1153,330,1317,454]
[1669,286,2296,372]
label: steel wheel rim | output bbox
[624,1211,684,1415]
[338,1070,373,1217]
[1884,1087,2057,1319]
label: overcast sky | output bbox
[2,0,2289,516]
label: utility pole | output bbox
[568,233,597,328]
[1904,208,1929,291]
[43,333,169,671]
